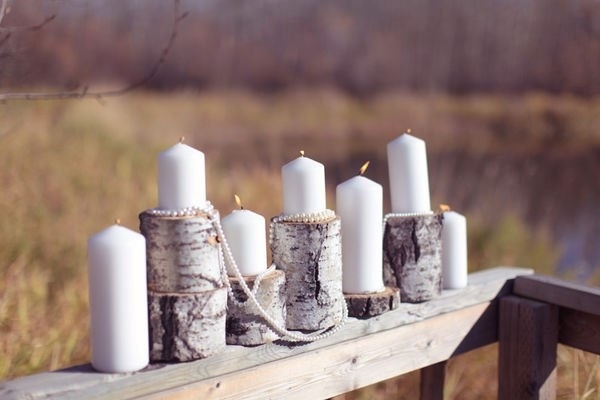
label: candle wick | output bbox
[179,136,185,143]
[115,218,121,225]
[300,150,305,157]
[406,128,412,134]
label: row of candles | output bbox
[87,132,468,372]
[224,133,467,292]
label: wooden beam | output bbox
[0,267,532,400]
[559,308,600,355]
[420,361,446,400]
[513,274,600,316]
[498,296,558,400]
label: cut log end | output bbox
[344,286,400,319]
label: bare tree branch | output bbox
[0,0,187,101]
[0,14,56,32]
[0,0,8,27]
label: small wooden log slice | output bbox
[140,209,223,293]
[383,213,443,303]
[226,269,286,346]
[344,286,400,319]
[270,217,345,331]
[148,286,227,362]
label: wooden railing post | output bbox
[420,361,446,400]
[498,296,558,400]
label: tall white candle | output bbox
[387,132,431,213]
[336,164,384,294]
[158,141,206,210]
[87,223,149,373]
[441,211,468,289]
[221,197,268,276]
[281,152,326,215]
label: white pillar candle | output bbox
[221,200,268,277]
[158,141,206,210]
[387,132,431,213]
[336,167,384,294]
[87,223,149,373]
[281,152,326,215]
[441,211,468,289]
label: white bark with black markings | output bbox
[139,210,223,293]
[148,287,227,362]
[226,269,286,346]
[270,218,344,331]
[140,210,227,362]
[383,214,443,303]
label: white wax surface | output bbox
[221,209,268,276]
[87,224,149,373]
[336,175,385,294]
[387,134,431,213]
[441,211,468,289]
[281,156,326,215]
[158,143,206,210]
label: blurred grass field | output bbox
[1,89,599,398]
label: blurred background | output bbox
[1,0,599,398]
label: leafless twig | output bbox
[0,0,8,27]
[0,0,187,101]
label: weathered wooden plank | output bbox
[420,361,446,400]
[146,303,493,400]
[0,267,532,400]
[498,296,558,400]
[513,274,600,316]
[559,308,600,355]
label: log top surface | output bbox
[0,267,532,400]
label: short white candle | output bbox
[87,223,149,373]
[387,132,431,213]
[336,163,385,294]
[281,152,326,215]
[158,140,206,210]
[221,197,268,276]
[441,210,468,289]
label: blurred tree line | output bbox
[2,0,600,96]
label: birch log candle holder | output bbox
[139,204,227,362]
[270,211,345,331]
[382,213,443,303]
[226,268,286,346]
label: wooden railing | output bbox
[1,267,598,400]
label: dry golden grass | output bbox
[0,89,598,398]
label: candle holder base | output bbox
[226,269,286,346]
[140,206,227,362]
[344,286,400,319]
[148,286,227,362]
[383,213,443,303]
[270,217,344,331]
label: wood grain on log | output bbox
[383,214,442,303]
[270,217,344,331]
[226,269,286,346]
[148,286,227,362]
[140,210,223,293]
[344,286,400,319]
